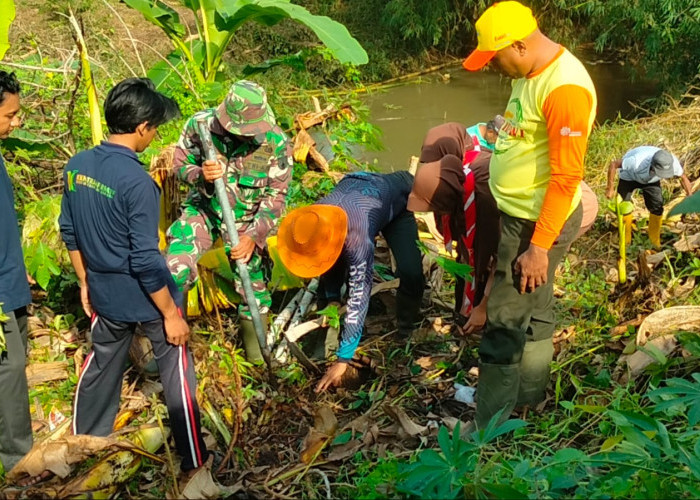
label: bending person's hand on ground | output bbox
[315,361,348,393]
[460,302,487,335]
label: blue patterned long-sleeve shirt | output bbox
[317,171,414,361]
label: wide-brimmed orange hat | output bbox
[277,204,348,278]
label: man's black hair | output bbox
[0,70,21,105]
[104,78,180,135]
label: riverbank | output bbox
[362,61,661,172]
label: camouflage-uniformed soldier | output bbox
[166,80,292,362]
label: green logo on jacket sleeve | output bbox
[67,170,78,192]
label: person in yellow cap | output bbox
[463,1,597,428]
[277,171,424,392]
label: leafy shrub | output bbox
[578,0,700,91]
[367,374,700,499]
[21,194,68,291]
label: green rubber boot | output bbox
[517,339,554,408]
[475,362,520,429]
[239,315,267,364]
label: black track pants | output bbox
[73,314,208,471]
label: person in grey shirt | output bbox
[606,146,693,247]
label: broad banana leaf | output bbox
[198,244,237,281]
[417,240,473,280]
[122,0,185,38]
[197,237,304,290]
[242,50,309,77]
[125,0,367,85]
[186,237,304,316]
[669,190,700,216]
[268,235,305,290]
[0,0,15,60]
[215,0,368,67]
[123,0,204,83]
[68,12,103,145]
[182,0,229,77]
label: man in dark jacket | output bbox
[59,78,210,479]
[0,70,33,475]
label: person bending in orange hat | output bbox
[463,1,597,428]
[277,171,424,392]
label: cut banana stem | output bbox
[274,279,318,362]
[270,287,304,348]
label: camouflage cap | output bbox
[216,80,276,137]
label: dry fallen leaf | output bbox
[415,356,433,369]
[300,405,338,464]
[25,361,69,387]
[181,467,221,499]
[619,335,679,382]
[383,405,427,437]
[327,439,363,462]
[636,306,700,345]
[673,231,700,252]
[615,306,700,382]
[300,429,331,464]
[8,435,123,480]
[313,405,338,436]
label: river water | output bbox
[363,62,659,171]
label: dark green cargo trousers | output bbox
[476,203,582,427]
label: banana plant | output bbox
[123,0,368,96]
[0,0,14,60]
[669,190,700,216]
[608,194,635,283]
[68,10,104,145]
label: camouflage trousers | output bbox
[165,203,271,318]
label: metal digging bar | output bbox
[196,118,272,369]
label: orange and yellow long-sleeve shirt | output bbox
[489,47,597,249]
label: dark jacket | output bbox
[0,155,31,312]
[318,171,415,360]
[59,142,181,322]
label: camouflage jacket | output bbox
[172,108,293,248]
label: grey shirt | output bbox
[619,146,683,184]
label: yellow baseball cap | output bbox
[463,1,538,71]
